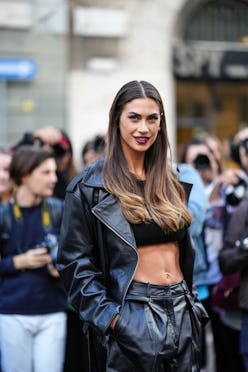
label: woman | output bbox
[81,134,106,168]
[0,148,13,205]
[0,145,67,372]
[57,80,208,372]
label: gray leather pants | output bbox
[106,280,207,372]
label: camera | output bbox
[235,236,248,251]
[51,143,67,159]
[225,176,248,206]
[40,233,58,264]
[193,154,211,170]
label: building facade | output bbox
[0,0,247,165]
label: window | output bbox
[184,1,248,43]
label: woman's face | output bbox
[119,97,161,159]
[0,153,12,196]
[22,158,58,197]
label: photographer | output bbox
[219,189,248,371]
[11,127,78,199]
[0,146,67,372]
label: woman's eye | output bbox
[148,116,158,123]
[128,115,139,121]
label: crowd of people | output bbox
[179,130,248,372]
[0,80,247,371]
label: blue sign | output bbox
[0,58,37,80]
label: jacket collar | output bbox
[82,158,136,248]
[83,157,192,249]
[92,193,137,249]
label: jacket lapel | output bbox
[92,193,136,250]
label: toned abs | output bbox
[133,242,183,285]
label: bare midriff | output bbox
[133,242,183,285]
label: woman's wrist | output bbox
[13,253,26,270]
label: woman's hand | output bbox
[209,169,245,202]
[47,262,60,277]
[216,169,243,187]
[34,127,62,146]
[13,247,51,270]
[109,314,119,330]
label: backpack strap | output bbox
[0,203,12,253]
[43,197,64,233]
[0,198,63,257]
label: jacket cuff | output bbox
[101,303,120,335]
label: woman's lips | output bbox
[134,136,149,144]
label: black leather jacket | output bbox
[57,158,197,337]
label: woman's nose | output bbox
[138,120,149,132]
[0,169,7,179]
[52,172,58,183]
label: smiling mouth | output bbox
[134,137,149,144]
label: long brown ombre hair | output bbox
[103,80,192,232]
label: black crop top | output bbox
[131,180,187,246]
[131,221,187,246]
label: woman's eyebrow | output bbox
[148,113,159,118]
[128,111,140,116]
[128,111,159,117]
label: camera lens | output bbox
[236,236,248,251]
[193,154,211,170]
[242,237,248,250]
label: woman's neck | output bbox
[15,186,42,207]
[0,191,12,205]
[131,170,146,181]
[125,154,146,180]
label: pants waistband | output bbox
[127,280,189,299]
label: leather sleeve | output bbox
[56,184,120,336]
